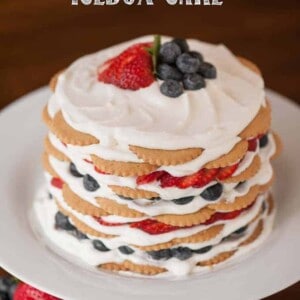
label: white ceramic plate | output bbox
[0,87,299,300]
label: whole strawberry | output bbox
[14,282,60,300]
[98,42,155,90]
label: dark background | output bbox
[0,0,299,298]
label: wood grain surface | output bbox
[0,0,299,299]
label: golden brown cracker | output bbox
[266,194,274,216]
[238,56,262,75]
[204,140,248,169]
[51,111,99,146]
[155,207,215,227]
[222,155,261,183]
[96,197,145,218]
[207,185,261,211]
[239,220,263,246]
[91,155,158,177]
[44,136,70,162]
[55,200,116,238]
[42,105,52,128]
[129,145,203,166]
[239,101,271,139]
[42,152,59,177]
[134,225,224,251]
[271,132,283,160]
[62,184,108,217]
[197,250,236,267]
[100,260,166,275]
[109,185,159,200]
[49,69,64,92]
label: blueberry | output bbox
[198,62,217,79]
[69,163,84,178]
[235,181,246,190]
[160,80,184,98]
[176,53,201,74]
[157,63,183,81]
[159,42,182,64]
[200,183,223,201]
[188,51,203,62]
[171,247,193,261]
[193,245,213,254]
[183,73,206,90]
[233,225,248,235]
[93,240,110,252]
[147,249,172,260]
[118,246,134,255]
[259,134,269,148]
[150,197,161,201]
[55,212,75,231]
[172,196,194,205]
[71,229,88,240]
[83,174,100,192]
[172,38,189,53]
[0,291,9,300]
[48,193,53,200]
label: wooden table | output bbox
[0,0,299,299]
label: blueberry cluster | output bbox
[0,277,17,300]
[157,38,217,98]
[148,245,212,261]
[69,163,100,192]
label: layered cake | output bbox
[35,35,282,276]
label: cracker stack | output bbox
[41,36,282,276]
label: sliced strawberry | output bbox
[51,177,64,189]
[94,217,124,227]
[248,138,258,152]
[14,282,60,300]
[177,168,219,189]
[130,219,179,235]
[98,42,154,90]
[216,163,239,181]
[137,171,167,185]
[160,173,181,188]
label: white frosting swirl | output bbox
[52,35,265,150]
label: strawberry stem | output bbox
[147,35,161,75]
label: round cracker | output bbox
[197,250,236,267]
[100,260,166,275]
[109,185,159,200]
[239,101,271,139]
[271,131,283,160]
[51,111,99,146]
[207,185,261,211]
[155,207,215,227]
[42,105,52,128]
[239,220,263,247]
[96,197,145,218]
[44,136,70,162]
[49,69,64,92]
[204,140,248,169]
[91,155,158,177]
[134,225,224,251]
[129,145,203,166]
[222,155,261,183]
[62,184,108,217]
[55,200,116,238]
[42,152,59,177]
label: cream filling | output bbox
[33,189,274,277]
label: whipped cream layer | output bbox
[33,189,275,277]
[50,35,265,151]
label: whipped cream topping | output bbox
[50,35,265,153]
